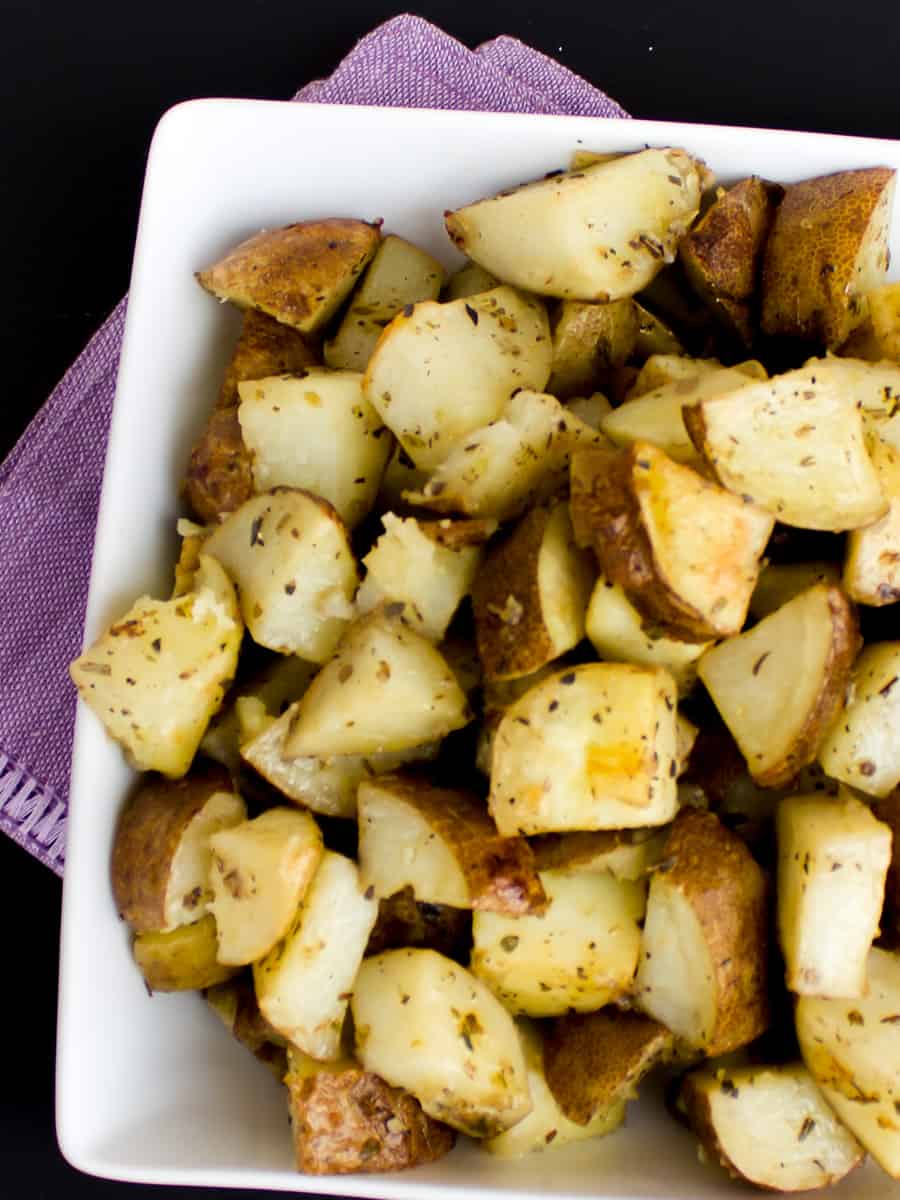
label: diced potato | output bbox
[196,218,380,334]
[184,405,255,524]
[204,488,357,663]
[475,666,559,776]
[217,308,319,408]
[489,663,678,835]
[442,260,500,301]
[132,914,237,993]
[324,235,446,371]
[444,149,704,302]
[761,167,895,347]
[237,370,392,529]
[482,1020,626,1158]
[841,280,900,360]
[543,1008,672,1124]
[845,436,900,604]
[571,442,773,641]
[351,948,532,1136]
[363,286,551,470]
[632,303,685,358]
[355,513,494,641]
[283,612,470,758]
[585,574,710,696]
[547,299,639,398]
[111,764,245,933]
[819,642,900,797]
[357,775,546,914]
[471,869,645,1017]
[796,946,900,1177]
[698,583,859,787]
[684,359,888,531]
[635,808,769,1055]
[254,851,378,1060]
[681,1063,864,1191]
[70,555,242,777]
[776,790,891,997]
[626,353,723,399]
[472,501,594,681]
[564,392,612,429]
[529,827,668,881]
[749,561,842,620]
[208,807,323,966]
[376,444,429,512]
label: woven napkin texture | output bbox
[0,14,628,876]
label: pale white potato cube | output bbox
[819,642,900,797]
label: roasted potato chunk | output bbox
[184,406,255,524]
[205,975,287,1076]
[547,298,639,398]
[844,435,900,604]
[111,764,245,933]
[196,218,380,334]
[442,259,500,300]
[132,913,237,992]
[819,642,900,797]
[840,280,900,360]
[529,827,668,881]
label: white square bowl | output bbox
[57,99,900,1196]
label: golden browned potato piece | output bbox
[679,177,782,345]
[543,1008,672,1125]
[570,442,773,642]
[365,886,472,960]
[761,167,895,347]
[286,1062,456,1174]
[196,218,381,334]
[529,827,668,881]
[184,406,254,523]
[132,913,237,992]
[111,763,246,934]
[840,280,900,360]
[218,309,319,407]
[547,299,639,398]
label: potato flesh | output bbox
[363,286,551,470]
[69,555,241,777]
[682,1064,864,1191]
[777,791,891,997]
[165,790,247,930]
[636,881,716,1046]
[845,436,900,604]
[529,828,668,881]
[537,502,594,659]
[208,807,324,966]
[697,583,856,787]
[205,489,357,663]
[471,869,645,1017]
[442,260,500,301]
[254,851,377,1060]
[351,948,531,1137]
[797,947,900,1177]
[237,371,392,529]
[819,642,900,797]
[444,148,703,302]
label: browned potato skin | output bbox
[365,886,472,961]
[679,177,782,346]
[184,406,255,523]
[370,775,547,916]
[543,1008,672,1125]
[206,975,288,1077]
[132,914,238,992]
[548,299,639,399]
[196,218,381,334]
[111,763,233,934]
[656,808,770,1056]
[287,1067,456,1174]
[418,517,498,551]
[529,828,663,875]
[761,168,895,347]
[217,309,318,407]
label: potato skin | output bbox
[287,1068,456,1174]
[218,309,318,408]
[365,886,472,961]
[132,914,237,992]
[111,763,233,934]
[185,406,255,523]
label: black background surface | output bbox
[1,2,898,1196]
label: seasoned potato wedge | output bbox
[444,148,704,302]
[442,259,500,301]
[358,775,546,915]
[698,583,859,787]
[70,555,242,777]
[237,370,392,528]
[797,947,900,1177]
[204,488,357,663]
[684,359,888,530]
[749,561,842,620]
[208,807,324,966]
[761,167,895,347]
[547,299,639,398]
[776,790,891,997]
[679,176,782,345]
[840,280,900,361]
[324,235,446,372]
[681,1063,864,1192]
[472,501,594,681]
[363,286,551,470]
[571,442,773,641]
[111,764,245,934]
[351,948,531,1136]
[635,808,769,1055]
[254,851,378,1060]
[819,642,900,797]
[844,436,900,604]
[529,827,668,881]
[489,663,678,835]
[184,406,255,523]
[132,914,237,993]
[196,218,380,333]
[355,513,494,641]
[471,868,645,1017]
[543,1008,672,1124]
[283,612,469,758]
[483,1020,626,1158]
[585,574,710,696]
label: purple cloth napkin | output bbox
[0,14,628,876]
